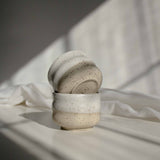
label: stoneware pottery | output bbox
[48,50,102,94]
[52,92,101,130]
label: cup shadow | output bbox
[21,111,60,130]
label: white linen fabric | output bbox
[100,88,160,121]
[1,83,160,121]
[0,83,53,108]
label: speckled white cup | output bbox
[48,50,102,94]
[52,92,101,130]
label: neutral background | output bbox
[0,0,104,82]
[1,0,160,97]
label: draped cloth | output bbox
[1,83,160,122]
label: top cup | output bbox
[48,50,102,94]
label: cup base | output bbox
[71,80,98,94]
[60,126,93,131]
[53,110,100,130]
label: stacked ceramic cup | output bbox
[48,50,102,130]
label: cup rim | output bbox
[53,91,100,97]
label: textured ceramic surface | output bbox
[48,50,86,86]
[48,50,103,93]
[52,92,101,130]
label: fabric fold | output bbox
[0,83,53,108]
[100,88,160,121]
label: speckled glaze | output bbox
[48,50,86,86]
[48,50,102,94]
[52,92,101,130]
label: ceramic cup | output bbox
[52,92,101,130]
[48,50,102,94]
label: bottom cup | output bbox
[52,92,101,130]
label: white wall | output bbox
[2,0,160,96]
